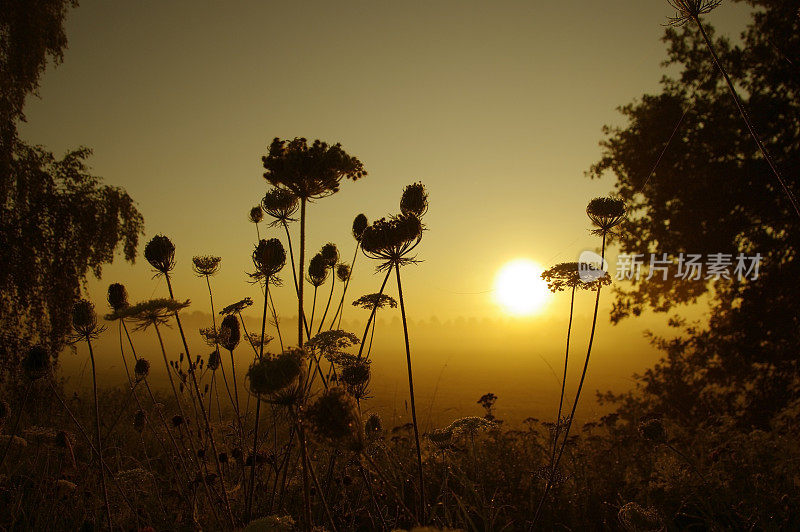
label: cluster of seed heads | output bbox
[352,213,368,241]
[192,255,221,277]
[251,238,286,281]
[107,283,129,312]
[261,188,299,226]
[247,349,304,397]
[144,234,176,275]
[586,196,626,235]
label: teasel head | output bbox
[262,137,366,200]
[207,350,221,371]
[113,298,191,331]
[219,297,253,316]
[219,314,240,352]
[340,358,371,399]
[306,253,329,288]
[400,182,428,218]
[72,299,105,340]
[637,418,667,444]
[107,283,129,313]
[261,187,299,226]
[586,196,626,236]
[251,238,286,284]
[144,235,176,275]
[352,213,368,242]
[249,205,264,224]
[192,256,221,277]
[336,263,350,283]
[23,345,51,380]
[133,410,146,433]
[306,387,364,452]
[360,213,424,271]
[134,358,150,381]
[320,243,339,268]
[246,348,304,398]
[666,0,721,26]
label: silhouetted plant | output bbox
[144,234,176,276]
[307,387,364,452]
[306,252,329,332]
[249,205,264,239]
[352,293,397,357]
[330,213,369,329]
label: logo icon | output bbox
[578,250,608,283]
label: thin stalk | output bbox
[298,197,306,347]
[332,244,360,329]
[317,268,336,335]
[395,263,425,521]
[293,408,314,530]
[357,267,393,360]
[550,285,576,465]
[283,220,300,295]
[309,285,319,333]
[246,281,270,522]
[87,338,113,531]
[268,290,285,352]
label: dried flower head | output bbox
[72,299,105,340]
[364,413,383,441]
[352,293,398,310]
[320,243,339,268]
[306,253,329,287]
[247,349,304,397]
[336,263,351,283]
[23,345,51,380]
[251,238,286,282]
[541,262,611,293]
[618,502,662,531]
[361,214,424,271]
[262,137,366,200]
[207,350,221,371]
[219,314,240,351]
[666,0,721,26]
[638,418,668,443]
[107,283,129,312]
[352,213,369,242]
[192,256,221,277]
[112,298,191,331]
[306,387,364,452]
[340,358,371,399]
[220,297,253,315]
[261,188,299,226]
[249,205,264,224]
[134,358,150,381]
[144,235,176,275]
[400,182,428,218]
[306,330,359,362]
[586,197,626,235]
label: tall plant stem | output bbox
[309,285,318,333]
[533,234,607,527]
[283,221,300,295]
[86,338,113,531]
[394,263,425,521]
[693,16,800,219]
[550,285,576,464]
[332,245,359,329]
[298,197,307,347]
[268,290,285,352]
[356,267,393,360]
[206,275,240,416]
[316,270,335,334]
[292,407,314,530]
[246,281,270,522]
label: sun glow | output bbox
[494,259,551,316]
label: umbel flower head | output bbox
[400,182,428,218]
[352,293,397,310]
[110,298,191,331]
[107,283,129,312]
[249,205,264,224]
[306,387,364,452]
[306,253,329,287]
[352,213,368,242]
[144,234,176,275]
[306,330,359,364]
[320,243,339,268]
[192,256,221,277]
[219,314,240,352]
[247,349,304,397]
[72,299,105,340]
[336,263,351,283]
[23,345,51,380]
[360,214,424,271]
[541,262,611,293]
[261,187,299,226]
[666,0,721,26]
[134,358,150,381]
[262,137,366,200]
[586,196,626,235]
[219,297,253,316]
[339,358,370,399]
[251,238,286,283]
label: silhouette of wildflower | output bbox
[250,238,286,284]
[207,350,221,371]
[71,299,105,341]
[262,137,366,200]
[448,416,494,436]
[134,358,150,381]
[542,262,611,292]
[400,182,428,218]
[352,213,368,241]
[352,293,398,310]
[249,205,264,224]
[618,502,662,531]
[247,349,304,397]
[307,330,359,363]
[115,298,191,331]
[219,314,240,351]
[666,0,721,26]
[192,256,221,277]
[219,297,253,315]
[336,263,350,283]
[261,188,299,226]
[144,235,176,275]
[340,358,370,399]
[360,214,424,271]
[586,197,626,235]
[107,283,129,312]
[23,345,50,380]
[365,413,383,441]
[133,410,146,433]
[320,243,339,268]
[306,387,364,452]
[638,418,668,443]
[306,253,329,287]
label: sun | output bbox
[494,259,551,316]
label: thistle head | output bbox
[306,253,329,287]
[247,349,304,398]
[207,350,221,371]
[72,299,104,340]
[144,235,176,275]
[192,256,221,277]
[306,387,364,452]
[352,213,368,242]
[586,197,626,235]
[249,205,264,224]
[261,188,299,226]
[400,182,428,218]
[336,263,351,283]
[107,283,129,312]
[252,238,286,281]
[23,345,51,380]
[360,214,423,270]
[666,0,722,26]
[219,315,241,352]
[134,358,150,381]
[320,243,339,268]
[637,418,667,443]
